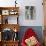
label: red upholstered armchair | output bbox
[21,28,41,46]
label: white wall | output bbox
[0,0,44,26]
[18,0,44,26]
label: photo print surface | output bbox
[25,6,36,20]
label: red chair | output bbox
[21,28,41,46]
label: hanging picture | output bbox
[25,6,36,20]
[2,10,9,15]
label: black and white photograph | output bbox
[25,6,36,20]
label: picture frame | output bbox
[2,10,9,15]
[25,6,36,20]
[9,10,18,15]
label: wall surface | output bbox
[18,0,44,26]
[18,26,43,44]
[0,0,44,26]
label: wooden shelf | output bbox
[0,7,19,10]
[0,24,20,32]
[0,40,19,46]
[0,7,19,24]
[2,40,19,42]
[0,7,19,46]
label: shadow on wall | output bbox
[18,26,43,44]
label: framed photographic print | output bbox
[25,6,36,20]
[2,10,9,15]
[10,11,15,15]
[9,9,18,15]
